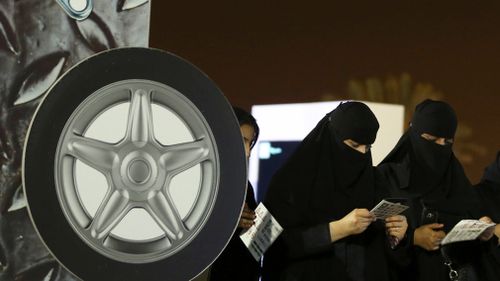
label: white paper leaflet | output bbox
[441,219,496,245]
[370,199,409,220]
[240,203,283,261]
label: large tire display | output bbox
[23,47,247,281]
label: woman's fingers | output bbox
[238,203,256,229]
[356,208,376,220]
[385,215,405,223]
[241,209,256,220]
[238,218,255,228]
[385,222,401,228]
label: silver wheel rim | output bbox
[54,79,219,263]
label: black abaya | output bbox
[262,102,408,281]
[474,152,500,281]
[378,99,485,281]
[209,183,261,281]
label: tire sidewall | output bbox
[24,48,247,281]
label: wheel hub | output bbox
[118,150,159,193]
[128,159,150,184]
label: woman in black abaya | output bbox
[378,99,494,281]
[209,107,261,281]
[474,152,500,280]
[262,101,409,281]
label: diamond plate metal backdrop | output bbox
[0,1,150,279]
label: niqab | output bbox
[410,99,456,185]
[381,99,470,207]
[266,101,380,225]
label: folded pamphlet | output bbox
[240,203,283,261]
[370,199,409,220]
[441,219,496,245]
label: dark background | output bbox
[149,0,500,183]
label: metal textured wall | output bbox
[0,1,150,279]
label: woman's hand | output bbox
[329,208,375,242]
[238,203,256,229]
[385,215,408,241]
[413,223,446,251]
[342,208,376,235]
[478,216,496,241]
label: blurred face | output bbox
[240,124,255,159]
[343,139,370,154]
[420,133,454,146]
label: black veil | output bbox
[265,101,380,226]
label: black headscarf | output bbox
[233,106,260,148]
[409,99,457,183]
[478,151,500,222]
[481,151,500,186]
[265,101,379,226]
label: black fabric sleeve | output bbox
[265,182,335,259]
[281,223,333,259]
[386,227,414,269]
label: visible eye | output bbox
[421,134,437,142]
[366,145,372,151]
[445,138,454,145]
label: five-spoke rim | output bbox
[54,79,219,263]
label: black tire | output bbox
[23,47,247,281]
